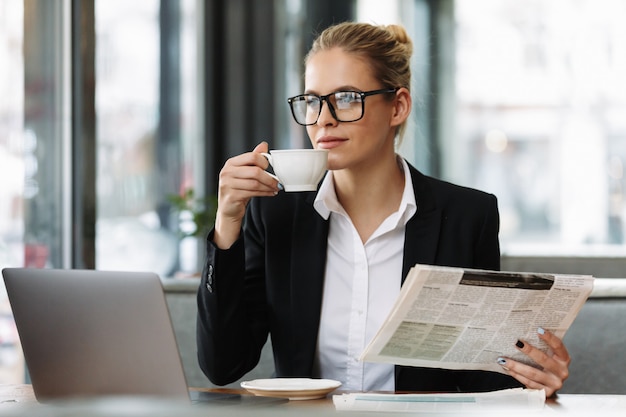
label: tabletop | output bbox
[2,384,625,416]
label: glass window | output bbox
[94,0,201,276]
[0,0,71,383]
[0,0,25,385]
[0,0,202,384]
[0,2,25,269]
[453,0,626,256]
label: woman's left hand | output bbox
[497,328,570,397]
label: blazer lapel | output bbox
[402,166,442,283]
[396,165,443,386]
[289,192,329,374]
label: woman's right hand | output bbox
[213,141,280,249]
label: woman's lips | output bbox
[316,136,346,149]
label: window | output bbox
[95,0,202,276]
[0,0,201,384]
[357,0,626,259]
[453,0,626,256]
[0,0,72,384]
[0,0,27,385]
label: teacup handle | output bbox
[261,152,273,165]
[260,152,279,182]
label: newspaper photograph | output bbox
[360,264,594,374]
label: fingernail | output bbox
[497,357,506,365]
[277,183,284,191]
[515,340,524,349]
[537,327,545,335]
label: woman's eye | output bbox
[305,96,320,106]
[335,92,360,107]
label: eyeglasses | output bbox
[287,88,398,126]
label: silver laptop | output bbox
[2,268,192,402]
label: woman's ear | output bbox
[390,87,412,127]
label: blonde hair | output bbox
[305,22,413,140]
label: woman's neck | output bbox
[332,154,405,243]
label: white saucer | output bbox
[240,378,342,400]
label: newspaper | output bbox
[333,388,546,413]
[360,264,594,374]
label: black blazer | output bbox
[197,163,522,392]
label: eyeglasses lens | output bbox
[290,92,364,125]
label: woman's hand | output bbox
[497,328,571,397]
[213,141,280,249]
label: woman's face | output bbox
[304,48,401,171]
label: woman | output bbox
[197,22,570,396]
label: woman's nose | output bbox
[316,100,338,126]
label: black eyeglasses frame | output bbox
[287,87,399,126]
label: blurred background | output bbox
[1,0,625,383]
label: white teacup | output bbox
[262,149,328,192]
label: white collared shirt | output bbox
[312,157,417,391]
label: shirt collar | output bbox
[313,156,417,223]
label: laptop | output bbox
[1,267,282,406]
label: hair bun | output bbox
[384,24,413,55]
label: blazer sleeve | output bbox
[196,210,270,386]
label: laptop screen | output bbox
[2,268,190,402]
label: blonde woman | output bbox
[197,22,570,396]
